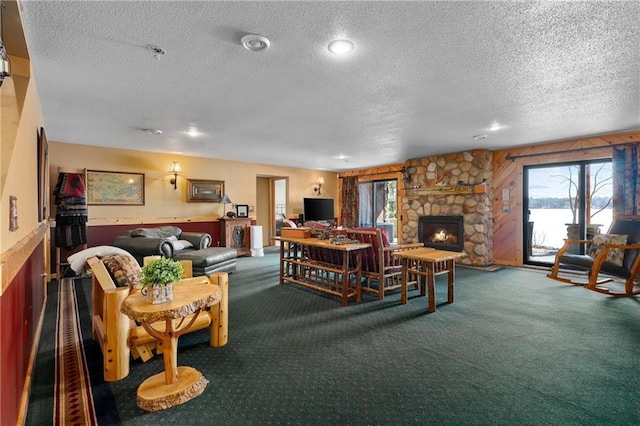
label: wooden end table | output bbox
[393,248,465,313]
[120,277,221,412]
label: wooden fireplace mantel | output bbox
[402,184,488,196]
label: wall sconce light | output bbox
[314,176,325,196]
[169,162,182,190]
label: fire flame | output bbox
[431,228,457,244]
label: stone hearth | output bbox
[401,150,493,266]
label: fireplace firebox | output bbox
[418,215,464,252]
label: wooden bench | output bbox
[86,256,228,382]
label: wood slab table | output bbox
[393,248,465,313]
[120,277,221,412]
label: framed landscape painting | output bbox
[86,170,145,205]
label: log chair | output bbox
[86,256,228,382]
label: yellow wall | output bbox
[49,142,338,227]
[255,177,271,246]
[1,55,47,294]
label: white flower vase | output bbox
[142,283,174,304]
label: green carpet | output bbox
[28,250,640,425]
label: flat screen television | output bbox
[303,198,335,222]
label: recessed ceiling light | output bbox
[145,129,162,135]
[186,127,200,137]
[328,39,354,55]
[241,34,270,52]
[488,121,502,131]
[473,134,487,140]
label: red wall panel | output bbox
[0,241,45,425]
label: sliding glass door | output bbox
[524,160,612,266]
[359,179,397,242]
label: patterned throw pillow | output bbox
[588,234,628,266]
[101,253,142,289]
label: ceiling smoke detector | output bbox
[241,34,270,52]
[148,45,167,60]
[145,129,163,135]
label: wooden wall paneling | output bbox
[492,150,522,266]
[492,131,640,267]
[1,240,45,426]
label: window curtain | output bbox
[340,176,359,228]
[612,143,640,219]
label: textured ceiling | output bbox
[16,1,640,171]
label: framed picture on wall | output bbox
[187,179,224,203]
[37,127,49,221]
[236,204,249,218]
[86,170,145,205]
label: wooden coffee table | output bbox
[393,248,465,312]
[120,278,221,412]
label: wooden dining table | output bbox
[273,236,371,306]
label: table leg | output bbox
[447,259,455,304]
[341,252,349,306]
[419,259,426,297]
[279,243,285,285]
[355,251,362,304]
[401,259,408,304]
[162,319,179,384]
[136,319,208,412]
[427,262,436,313]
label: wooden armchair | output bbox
[86,255,228,382]
[547,219,640,297]
[345,228,423,299]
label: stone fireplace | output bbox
[401,150,493,266]
[419,215,464,252]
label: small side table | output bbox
[394,248,465,313]
[120,279,222,412]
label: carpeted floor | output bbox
[27,248,640,425]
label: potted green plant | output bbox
[140,257,184,304]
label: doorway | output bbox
[256,176,288,248]
[358,179,398,242]
[523,160,613,266]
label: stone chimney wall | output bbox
[401,150,493,266]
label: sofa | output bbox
[113,226,211,264]
[113,226,238,275]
